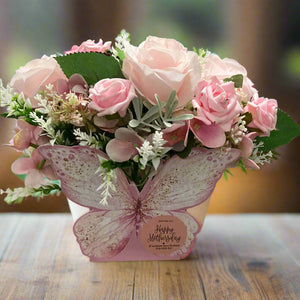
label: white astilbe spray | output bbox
[95,157,117,205]
[0,187,34,203]
[29,111,63,145]
[73,129,107,149]
[136,131,171,170]
[112,29,131,58]
[230,115,247,144]
[250,141,273,166]
[0,80,13,107]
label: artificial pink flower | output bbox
[88,78,136,117]
[190,118,226,148]
[203,53,258,101]
[10,56,67,107]
[64,39,111,55]
[246,97,278,136]
[10,119,48,151]
[11,149,56,188]
[193,77,243,131]
[122,36,202,108]
[106,128,143,162]
[238,132,260,169]
[162,122,189,148]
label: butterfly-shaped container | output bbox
[39,145,240,261]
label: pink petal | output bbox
[11,157,35,174]
[31,149,44,166]
[242,158,260,170]
[24,169,48,188]
[42,166,57,180]
[106,139,137,162]
[190,119,226,148]
[115,128,143,145]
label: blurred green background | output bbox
[0,0,299,213]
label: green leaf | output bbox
[255,109,300,152]
[223,74,243,88]
[176,131,194,159]
[55,52,124,85]
[164,90,177,119]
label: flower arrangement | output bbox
[0,30,299,205]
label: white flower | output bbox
[136,131,171,170]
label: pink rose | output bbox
[246,97,278,136]
[192,77,243,131]
[10,55,67,106]
[88,78,136,117]
[203,53,258,101]
[122,36,202,109]
[64,39,111,55]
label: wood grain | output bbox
[0,214,299,300]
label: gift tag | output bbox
[140,215,187,256]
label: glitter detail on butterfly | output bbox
[39,145,240,261]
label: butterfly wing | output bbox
[38,145,136,210]
[139,148,240,257]
[38,145,138,259]
[73,210,135,260]
[140,147,241,211]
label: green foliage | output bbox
[55,52,124,86]
[224,74,243,88]
[32,183,61,198]
[129,91,193,132]
[2,94,44,125]
[101,160,132,172]
[255,109,300,152]
[223,168,233,181]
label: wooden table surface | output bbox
[0,213,299,300]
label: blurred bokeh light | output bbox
[0,0,299,212]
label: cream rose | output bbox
[88,78,136,117]
[122,36,202,109]
[10,55,67,106]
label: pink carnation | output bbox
[246,97,278,136]
[64,39,111,55]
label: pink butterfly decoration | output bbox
[39,145,240,261]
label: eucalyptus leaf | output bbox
[166,114,194,122]
[132,97,143,120]
[129,119,140,128]
[141,105,159,122]
[165,90,178,119]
